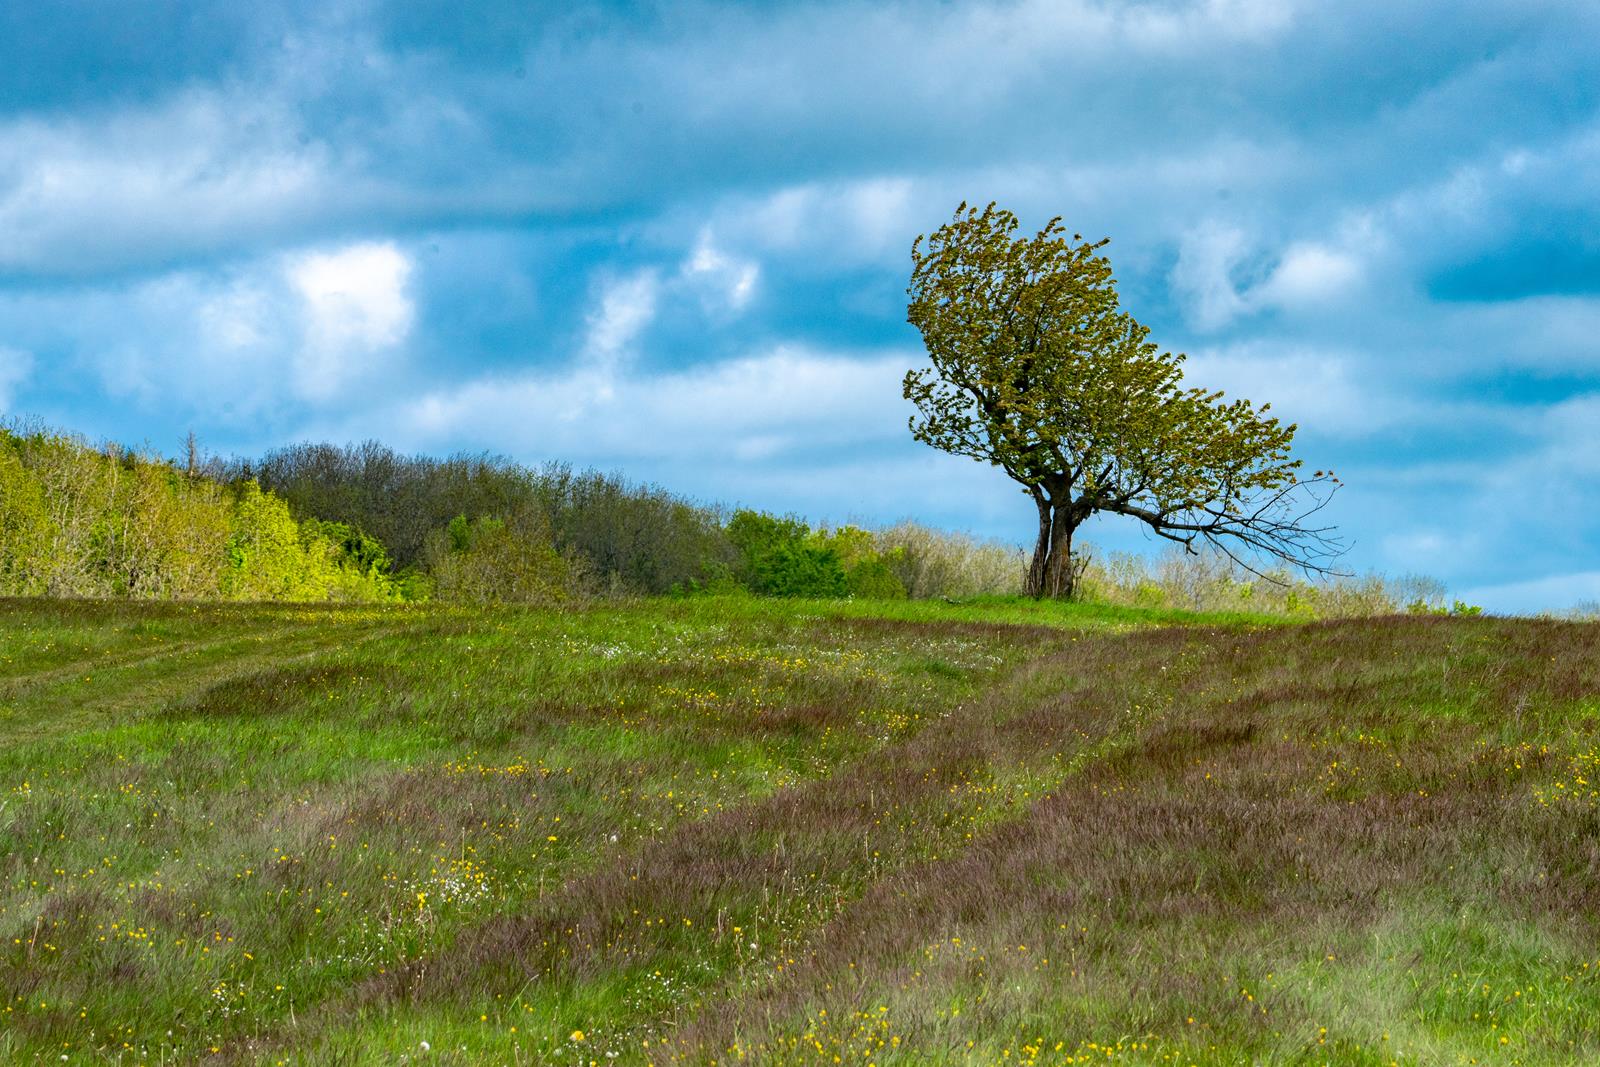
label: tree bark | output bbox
[1025,496,1051,596]
[1025,499,1082,599]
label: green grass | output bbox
[1,596,1598,1065]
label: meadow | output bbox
[2,596,1598,1065]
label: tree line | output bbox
[0,426,399,601]
[0,423,999,604]
[0,421,1465,616]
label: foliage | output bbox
[725,510,849,598]
[1407,597,1486,617]
[246,443,733,594]
[0,426,397,602]
[242,441,536,571]
[723,512,911,599]
[904,201,1339,598]
[812,524,909,599]
[534,465,735,594]
[0,443,52,596]
[1,420,1454,615]
[424,509,577,604]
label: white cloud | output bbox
[325,344,912,464]
[585,270,659,364]
[1181,342,1404,436]
[1118,0,1300,49]
[0,238,418,421]
[1171,222,1254,330]
[63,270,297,417]
[681,231,759,312]
[1254,243,1363,308]
[1443,296,1600,373]
[196,282,277,354]
[1172,225,1366,329]
[577,269,661,403]
[700,177,920,269]
[0,89,341,276]
[0,346,32,411]
[288,242,415,402]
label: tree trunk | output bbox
[1024,499,1082,599]
[1024,496,1051,597]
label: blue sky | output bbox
[1,0,1597,611]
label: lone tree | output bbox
[904,202,1341,599]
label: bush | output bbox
[0,442,54,596]
[224,482,397,602]
[245,441,536,571]
[1075,545,1467,619]
[812,524,907,599]
[247,443,735,596]
[844,556,907,599]
[725,510,847,598]
[718,515,912,600]
[873,522,1023,599]
[424,509,577,604]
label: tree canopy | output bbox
[904,201,1341,598]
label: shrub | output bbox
[0,427,379,602]
[424,509,576,604]
[754,540,850,598]
[873,522,1023,599]
[244,441,538,570]
[1075,545,1465,619]
[725,510,848,598]
[812,525,907,599]
[223,482,398,602]
[247,443,735,595]
[0,441,52,596]
[844,556,907,599]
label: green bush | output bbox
[844,556,907,599]
[424,510,576,604]
[248,444,735,594]
[723,513,909,599]
[724,511,839,597]
[535,466,735,594]
[757,541,849,598]
[813,525,907,599]
[0,443,52,596]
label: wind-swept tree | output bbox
[904,202,1341,598]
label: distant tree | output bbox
[904,202,1342,598]
[0,437,52,596]
[246,443,734,594]
[534,465,736,594]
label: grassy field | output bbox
[2,596,1598,1065]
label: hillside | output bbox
[2,598,1598,1065]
